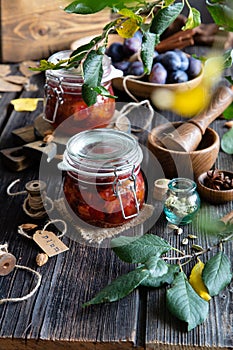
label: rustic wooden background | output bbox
[0,0,110,62]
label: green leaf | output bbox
[70,36,103,58]
[223,102,233,120]
[206,0,233,31]
[111,234,172,264]
[82,83,97,106]
[221,127,233,154]
[223,49,233,69]
[166,272,209,331]
[83,50,104,86]
[202,251,232,296]
[141,263,179,288]
[83,267,149,306]
[145,256,169,277]
[150,3,184,34]
[64,0,108,14]
[92,85,117,98]
[225,76,233,85]
[141,31,159,74]
[182,7,201,30]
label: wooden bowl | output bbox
[147,122,220,180]
[71,35,204,99]
[197,171,233,204]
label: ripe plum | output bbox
[167,70,188,83]
[187,57,202,78]
[107,42,125,62]
[149,63,167,84]
[127,61,144,76]
[123,36,141,57]
[160,51,181,71]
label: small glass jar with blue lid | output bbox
[163,178,200,225]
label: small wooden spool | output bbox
[0,253,16,276]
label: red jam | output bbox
[59,129,146,228]
[43,51,117,135]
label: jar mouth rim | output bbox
[46,50,115,83]
[168,178,197,192]
[61,128,143,176]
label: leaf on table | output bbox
[189,259,211,301]
[0,64,11,77]
[83,267,149,306]
[4,75,29,85]
[11,98,43,112]
[221,127,233,154]
[0,78,23,92]
[202,251,232,296]
[141,262,179,288]
[111,234,172,263]
[166,271,209,331]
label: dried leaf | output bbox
[11,98,43,112]
[189,259,211,301]
[0,78,22,92]
[4,75,29,85]
[0,64,11,77]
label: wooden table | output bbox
[0,49,233,350]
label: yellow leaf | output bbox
[189,259,211,301]
[11,98,43,112]
[116,18,139,39]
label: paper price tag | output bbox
[33,230,69,257]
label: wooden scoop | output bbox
[160,85,233,152]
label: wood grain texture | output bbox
[0,0,110,62]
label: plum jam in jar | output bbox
[43,50,121,134]
[59,129,146,227]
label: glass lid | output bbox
[63,128,143,176]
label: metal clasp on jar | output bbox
[113,166,140,220]
[43,77,64,123]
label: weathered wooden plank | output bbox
[1,0,110,62]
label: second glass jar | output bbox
[164,178,200,225]
[43,51,119,135]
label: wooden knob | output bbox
[0,253,16,276]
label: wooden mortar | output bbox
[160,85,233,152]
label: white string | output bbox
[118,99,154,132]
[0,243,42,304]
[18,219,67,239]
[7,179,54,218]
[42,219,67,238]
[7,179,27,196]
[0,265,42,304]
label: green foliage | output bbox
[221,127,233,154]
[202,252,233,296]
[150,3,184,35]
[183,7,201,30]
[83,266,150,306]
[83,233,233,332]
[166,272,209,331]
[206,0,233,31]
[111,234,171,263]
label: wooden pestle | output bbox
[160,85,233,152]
